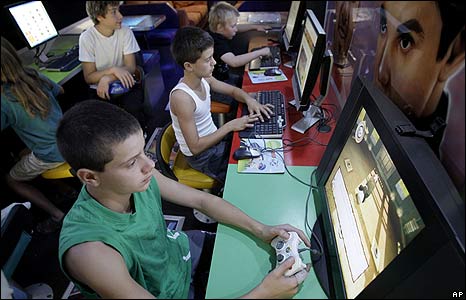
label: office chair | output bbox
[156,122,220,224]
[156,122,219,190]
[210,100,232,127]
[1,204,54,299]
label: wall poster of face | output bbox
[327,1,465,198]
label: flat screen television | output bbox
[7,1,58,49]
[311,76,465,298]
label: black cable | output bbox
[304,169,324,255]
[240,137,325,254]
[242,136,311,187]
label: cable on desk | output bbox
[242,136,312,187]
[304,168,325,256]
[241,136,325,254]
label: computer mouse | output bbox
[264,68,282,76]
[233,147,261,160]
[109,80,130,95]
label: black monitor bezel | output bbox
[6,1,58,49]
[292,9,327,112]
[313,76,465,298]
[283,1,307,51]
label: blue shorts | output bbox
[185,140,230,185]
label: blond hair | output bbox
[86,1,121,25]
[208,1,240,32]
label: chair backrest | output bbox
[155,122,218,190]
[156,122,178,181]
[1,205,32,280]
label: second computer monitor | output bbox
[290,9,331,134]
[283,1,307,52]
[292,9,326,112]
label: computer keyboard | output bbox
[248,46,281,70]
[45,46,80,72]
[239,90,286,139]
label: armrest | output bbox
[211,101,232,127]
[211,101,231,114]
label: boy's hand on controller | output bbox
[256,257,305,298]
[259,224,311,248]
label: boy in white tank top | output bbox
[169,27,274,184]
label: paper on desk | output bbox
[248,70,288,84]
[237,139,285,174]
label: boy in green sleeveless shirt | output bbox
[56,100,310,298]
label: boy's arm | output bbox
[170,89,257,155]
[82,53,137,100]
[220,47,270,68]
[155,170,310,246]
[207,77,274,122]
[237,24,272,33]
[64,241,155,298]
[156,170,310,298]
[239,257,306,299]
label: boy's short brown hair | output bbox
[208,1,240,32]
[171,26,214,68]
[86,1,120,25]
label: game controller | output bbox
[108,80,130,95]
[271,231,307,276]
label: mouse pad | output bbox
[237,139,285,174]
[247,69,287,84]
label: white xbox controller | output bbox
[271,231,306,276]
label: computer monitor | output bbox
[283,1,306,52]
[7,1,58,61]
[311,76,465,298]
[290,9,333,134]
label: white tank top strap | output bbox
[169,78,217,156]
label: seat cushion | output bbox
[173,153,216,189]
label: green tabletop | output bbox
[31,35,82,85]
[205,164,327,299]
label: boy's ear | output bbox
[216,22,224,32]
[439,28,465,82]
[76,169,100,187]
[184,61,194,72]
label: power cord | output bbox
[304,169,325,257]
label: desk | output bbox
[238,11,288,29]
[60,15,166,35]
[206,34,342,298]
[235,35,340,166]
[32,35,82,85]
[122,15,166,31]
[205,166,327,298]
